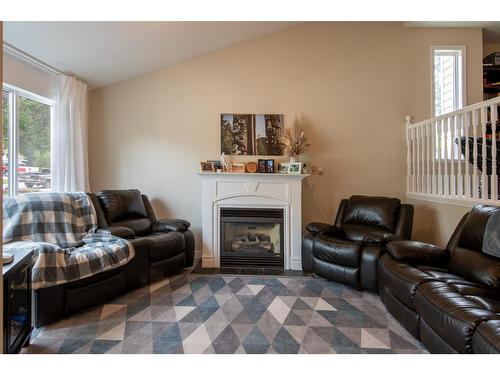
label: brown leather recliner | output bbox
[378,205,500,353]
[302,195,414,291]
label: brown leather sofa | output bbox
[302,195,414,292]
[378,205,500,353]
[34,189,195,327]
[92,189,195,278]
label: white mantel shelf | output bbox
[198,172,308,270]
[197,172,310,179]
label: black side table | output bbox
[3,248,34,354]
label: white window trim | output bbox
[430,45,467,118]
[2,83,54,196]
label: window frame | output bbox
[2,83,55,196]
[430,45,467,118]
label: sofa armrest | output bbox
[363,231,400,246]
[386,240,448,265]
[152,218,191,233]
[97,226,135,239]
[305,222,343,237]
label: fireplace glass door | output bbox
[220,208,284,268]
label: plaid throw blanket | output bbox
[3,192,134,290]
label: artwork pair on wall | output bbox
[220,113,284,156]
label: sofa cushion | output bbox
[98,189,149,223]
[313,235,363,268]
[113,218,152,236]
[343,195,401,232]
[362,231,400,245]
[414,281,499,353]
[146,231,185,262]
[473,320,500,354]
[448,246,500,290]
[341,224,392,242]
[97,226,135,239]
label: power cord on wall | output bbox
[306,178,330,223]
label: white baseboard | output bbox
[194,249,202,260]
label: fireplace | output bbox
[220,208,284,268]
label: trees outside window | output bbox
[2,85,53,195]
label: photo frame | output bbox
[266,159,275,173]
[278,162,289,174]
[258,159,274,173]
[287,162,302,174]
[258,159,267,173]
[200,161,215,172]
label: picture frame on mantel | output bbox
[288,162,302,174]
[258,159,274,173]
[200,161,215,172]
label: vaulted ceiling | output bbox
[5,21,500,90]
[3,22,298,89]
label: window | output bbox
[2,84,54,196]
[431,47,466,160]
[432,46,465,117]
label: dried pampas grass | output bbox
[279,120,310,157]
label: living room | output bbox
[1,0,500,373]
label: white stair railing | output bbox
[406,96,500,206]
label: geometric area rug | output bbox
[23,272,427,354]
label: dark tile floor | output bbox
[191,260,311,277]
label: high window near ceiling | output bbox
[2,84,53,196]
[432,46,466,117]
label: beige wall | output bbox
[408,199,469,247]
[483,43,500,57]
[89,22,483,252]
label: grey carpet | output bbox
[23,272,427,354]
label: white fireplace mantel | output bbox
[198,172,309,270]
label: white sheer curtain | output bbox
[52,74,89,192]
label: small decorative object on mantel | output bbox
[258,159,275,173]
[245,162,258,173]
[278,162,289,174]
[279,118,310,163]
[200,161,215,172]
[288,162,303,174]
[231,163,246,173]
[207,160,223,172]
[220,153,229,172]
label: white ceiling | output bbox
[405,21,500,43]
[5,22,500,90]
[3,22,298,89]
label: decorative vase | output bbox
[289,156,298,163]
